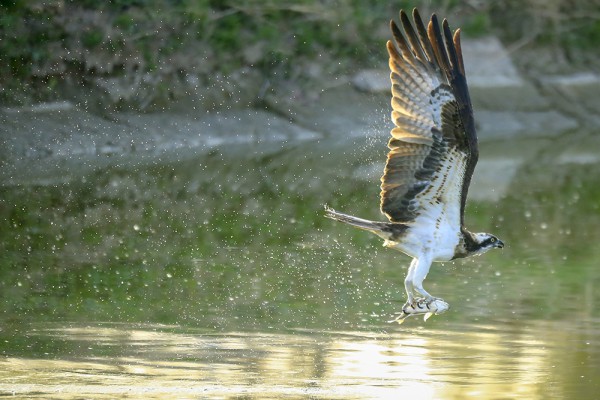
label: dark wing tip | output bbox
[400,8,411,25]
[427,14,452,75]
[390,19,400,38]
[453,28,466,76]
[412,8,421,20]
[442,18,461,76]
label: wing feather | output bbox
[412,9,437,67]
[400,10,430,67]
[380,9,478,226]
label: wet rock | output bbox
[462,37,523,88]
[0,106,321,186]
[475,110,578,140]
[352,69,389,93]
[462,37,550,111]
[541,72,600,86]
[266,81,391,141]
[470,139,552,202]
[1,105,129,161]
[537,73,600,128]
[553,130,600,165]
[1,33,596,197]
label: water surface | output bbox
[1,131,600,398]
[2,318,598,399]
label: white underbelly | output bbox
[385,211,460,262]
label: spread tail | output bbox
[324,206,391,236]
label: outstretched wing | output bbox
[380,9,478,227]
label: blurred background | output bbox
[1,0,600,398]
[0,0,599,106]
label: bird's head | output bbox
[472,232,504,255]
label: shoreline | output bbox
[2,36,600,201]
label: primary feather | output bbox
[380,9,477,227]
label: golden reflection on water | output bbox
[0,320,597,399]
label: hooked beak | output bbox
[496,240,504,249]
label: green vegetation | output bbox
[1,0,598,107]
[1,140,600,328]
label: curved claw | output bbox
[389,310,412,324]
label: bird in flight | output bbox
[325,9,504,323]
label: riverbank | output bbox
[2,33,600,202]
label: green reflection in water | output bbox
[1,137,600,397]
[1,140,599,328]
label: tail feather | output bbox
[324,206,390,235]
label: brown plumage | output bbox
[380,9,477,226]
[325,9,503,324]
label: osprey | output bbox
[325,9,504,323]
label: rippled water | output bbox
[1,132,600,398]
[2,318,598,399]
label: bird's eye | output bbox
[490,237,496,243]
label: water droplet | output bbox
[133,224,140,231]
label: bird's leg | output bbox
[411,253,436,303]
[403,258,418,304]
[391,255,449,324]
[390,258,419,324]
[403,255,435,303]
